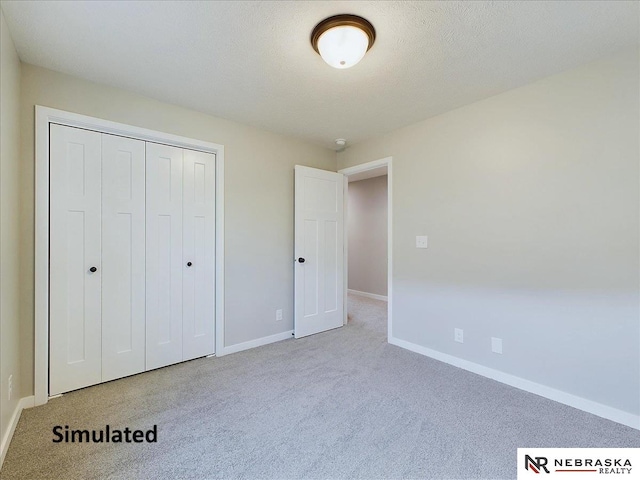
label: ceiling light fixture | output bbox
[311,14,376,69]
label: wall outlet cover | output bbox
[491,337,503,354]
[416,236,428,248]
[276,309,283,321]
[454,328,464,343]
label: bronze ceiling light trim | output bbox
[311,14,376,54]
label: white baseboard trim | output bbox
[222,330,293,356]
[389,336,639,430]
[1,396,35,468]
[348,289,388,302]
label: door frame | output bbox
[34,106,225,406]
[338,157,393,343]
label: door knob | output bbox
[186,262,193,267]
[89,267,97,273]
[298,258,305,263]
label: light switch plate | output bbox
[416,236,428,248]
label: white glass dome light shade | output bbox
[311,15,376,69]
[317,25,370,69]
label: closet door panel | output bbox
[146,143,184,369]
[101,134,146,381]
[183,150,216,360]
[49,124,102,395]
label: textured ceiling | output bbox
[2,1,638,149]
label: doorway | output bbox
[339,158,392,341]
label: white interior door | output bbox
[182,150,216,360]
[49,124,102,395]
[101,134,146,382]
[294,165,344,338]
[146,143,184,370]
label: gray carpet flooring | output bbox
[2,294,639,479]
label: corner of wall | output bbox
[0,396,34,468]
[0,5,26,470]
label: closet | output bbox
[49,124,215,395]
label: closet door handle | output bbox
[298,257,306,264]
[89,267,98,273]
[186,262,193,267]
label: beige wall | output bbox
[348,175,387,296]
[19,63,336,396]
[0,8,23,456]
[338,48,639,415]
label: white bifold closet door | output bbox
[182,149,216,361]
[145,143,184,370]
[100,134,146,382]
[50,124,103,395]
[145,144,216,370]
[50,126,146,395]
[50,125,215,395]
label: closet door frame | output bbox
[35,106,225,406]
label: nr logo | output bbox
[525,455,550,474]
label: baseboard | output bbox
[348,289,388,302]
[0,396,35,468]
[389,336,639,430]
[222,330,293,356]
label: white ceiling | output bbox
[2,1,638,149]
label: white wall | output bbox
[18,63,336,397]
[338,48,639,418]
[0,7,23,459]
[348,175,387,296]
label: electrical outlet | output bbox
[416,236,428,249]
[454,328,464,343]
[276,309,283,321]
[8,374,12,401]
[491,337,503,354]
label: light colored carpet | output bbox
[2,294,639,479]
